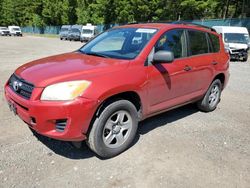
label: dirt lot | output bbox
[0,36,250,188]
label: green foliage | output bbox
[0,0,249,26]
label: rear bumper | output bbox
[4,85,98,141]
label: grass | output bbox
[24,33,59,38]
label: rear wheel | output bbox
[197,79,222,112]
[87,100,138,158]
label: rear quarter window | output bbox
[209,33,220,52]
[188,30,209,56]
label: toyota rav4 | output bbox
[4,23,230,158]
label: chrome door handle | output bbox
[212,61,218,65]
[184,65,192,71]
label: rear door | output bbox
[185,29,216,94]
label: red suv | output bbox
[5,23,229,158]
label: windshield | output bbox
[224,33,249,44]
[0,27,8,30]
[82,29,93,34]
[79,27,157,60]
[60,28,69,32]
[70,28,80,33]
[12,28,20,31]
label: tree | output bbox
[0,0,249,27]
[0,0,16,25]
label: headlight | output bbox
[41,80,91,101]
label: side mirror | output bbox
[153,50,174,63]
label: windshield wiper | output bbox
[84,52,110,58]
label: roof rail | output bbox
[125,21,216,32]
[171,21,216,32]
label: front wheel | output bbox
[242,54,248,62]
[197,79,222,112]
[87,100,138,158]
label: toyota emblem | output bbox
[13,81,22,91]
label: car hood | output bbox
[15,52,130,87]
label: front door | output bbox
[146,29,194,114]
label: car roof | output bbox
[213,26,249,34]
[117,23,219,35]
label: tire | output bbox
[243,54,248,62]
[87,100,138,158]
[60,37,63,40]
[197,79,222,112]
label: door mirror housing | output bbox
[153,50,174,63]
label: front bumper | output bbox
[14,32,22,36]
[68,35,80,40]
[4,85,98,141]
[0,32,10,36]
[229,49,248,60]
[80,37,92,41]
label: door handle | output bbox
[211,61,218,65]
[184,65,192,71]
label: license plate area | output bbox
[8,101,17,115]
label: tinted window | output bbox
[209,33,220,52]
[155,29,186,58]
[188,30,208,55]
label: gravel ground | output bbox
[0,36,250,188]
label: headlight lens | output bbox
[41,80,91,101]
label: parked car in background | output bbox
[59,25,71,40]
[80,23,98,42]
[0,27,11,36]
[213,26,249,61]
[5,23,230,158]
[67,25,81,41]
[8,26,22,36]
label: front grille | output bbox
[232,49,246,53]
[8,74,34,99]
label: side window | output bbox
[155,29,186,58]
[188,30,209,55]
[209,33,220,52]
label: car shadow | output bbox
[138,103,198,135]
[31,103,199,160]
[31,130,96,159]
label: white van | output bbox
[0,27,11,36]
[212,26,249,61]
[80,23,98,42]
[8,26,22,36]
